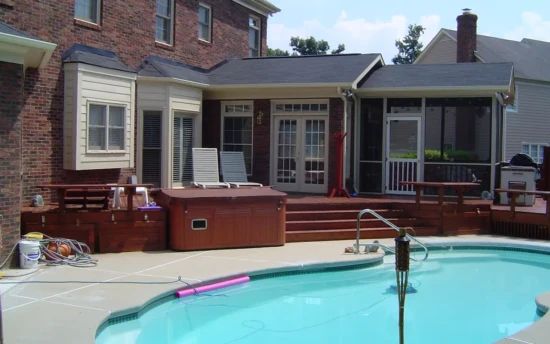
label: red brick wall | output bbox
[0,0,268,203]
[0,62,24,262]
[252,99,271,186]
[456,12,478,63]
[329,98,345,192]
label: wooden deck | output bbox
[491,196,550,240]
[21,193,166,254]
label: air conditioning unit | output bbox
[500,166,536,206]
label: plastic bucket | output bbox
[19,240,41,269]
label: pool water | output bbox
[96,249,550,344]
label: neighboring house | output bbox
[415,8,550,164]
[0,4,514,261]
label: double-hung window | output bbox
[521,143,548,163]
[88,103,125,151]
[75,0,101,24]
[198,4,212,42]
[248,17,260,57]
[222,104,253,174]
[156,0,174,45]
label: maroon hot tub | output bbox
[156,188,287,251]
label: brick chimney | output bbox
[456,8,478,63]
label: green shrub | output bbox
[447,150,478,161]
[424,149,448,161]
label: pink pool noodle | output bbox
[176,276,250,298]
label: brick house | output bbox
[1,3,515,262]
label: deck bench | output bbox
[400,181,481,210]
[494,189,550,218]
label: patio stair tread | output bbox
[286,217,417,224]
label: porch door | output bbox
[274,117,328,193]
[386,116,421,195]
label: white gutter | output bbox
[338,87,348,191]
[0,32,57,69]
[137,76,210,89]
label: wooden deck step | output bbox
[286,201,393,212]
[286,209,407,222]
[286,217,433,231]
[286,226,440,242]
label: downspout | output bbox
[351,92,359,192]
[338,87,348,190]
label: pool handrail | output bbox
[355,209,429,261]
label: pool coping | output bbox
[3,236,550,344]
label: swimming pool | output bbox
[96,247,550,344]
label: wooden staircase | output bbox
[285,200,441,242]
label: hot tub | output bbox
[156,188,287,251]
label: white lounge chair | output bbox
[192,148,230,188]
[220,151,263,188]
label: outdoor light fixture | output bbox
[256,111,264,125]
[395,227,411,344]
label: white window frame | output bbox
[272,100,329,114]
[86,101,127,153]
[221,101,254,176]
[198,3,212,43]
[248,15,261,57]
[74,0,101,24]
[156,0,175,45]
[521,143,548,164]
[506,85,518,113]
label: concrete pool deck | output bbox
[1,235,550,344]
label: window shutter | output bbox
[142,112,162,188]
[173,116,195,184]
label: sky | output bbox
[266,0,550,63]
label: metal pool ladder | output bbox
[354,209,429,262]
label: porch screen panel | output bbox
[142,111,162,188]
[359,98,383,193]
[424,97,492,196]
[173,116,195,184]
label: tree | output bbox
[289,36,345,55]
[392,24,425,64]
[267,47,290,57]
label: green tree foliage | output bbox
[392,24,425,64]
[290,36,346,55]
[267,47,290,56]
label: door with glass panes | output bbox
[273,116,328,193]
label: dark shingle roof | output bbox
[62,44,134,73]
[209,54,382,86]
[137,56,210,85]
[359,62,513,89]
[0,21,40,40]
[443,29,550,82]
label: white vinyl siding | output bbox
[505,81,550,160]
[156,0,174,45]
[415,36,457,64]
[221,102,253,175]
[521,143,547,163]
[173,116,195,185]
[141,111,163,188]
[248,16,260,57]
[63,63,136,170]
[75,0,100,24]
[198,4,212,42]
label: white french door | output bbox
[386,116,421,195]
[273,116,328,193]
